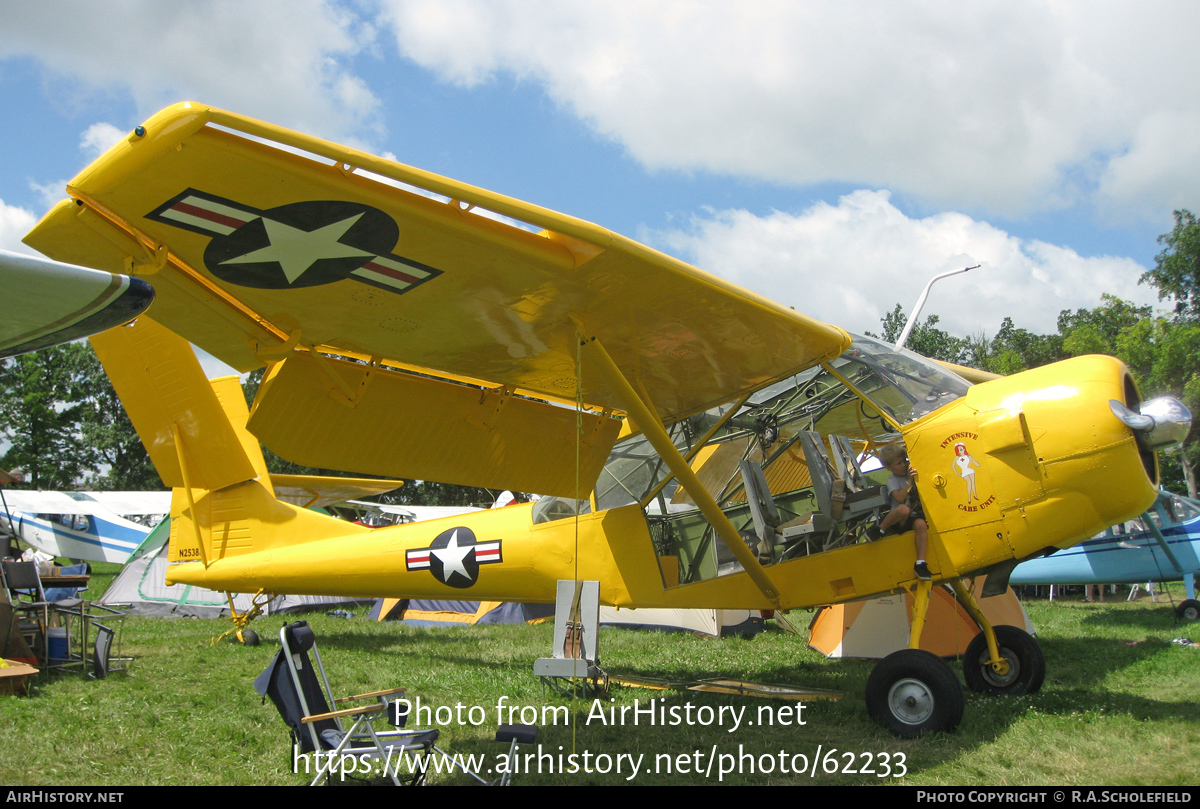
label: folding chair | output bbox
[1,561,78,669]
[256,621,536,785]
[255,621,437,785]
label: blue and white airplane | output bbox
[1011,490,1200,621]
[1,490,170,564]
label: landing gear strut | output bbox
[864,577,1049,737]
[962,625,1044,695]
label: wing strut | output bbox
[578,333,781,605]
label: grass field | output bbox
[2,572,1198,786]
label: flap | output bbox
[248,351,621,498]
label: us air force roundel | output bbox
[146,189,441,295]
[405,527,502,589]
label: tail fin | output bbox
[90,317,370,567]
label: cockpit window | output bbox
[833,335,970,425]
[535,332,974,592]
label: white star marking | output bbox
[432,529,474,584]
[222,213,372,283]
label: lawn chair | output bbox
[256,621,536,785]
[255,621,437,785]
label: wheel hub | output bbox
[888,677,935,725]
[982,649,1019,687]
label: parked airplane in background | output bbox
[28,102,1191,737]
[0,249,153,358]
[1,489,170,564]
[1012,490,1200,621]
[2,482,407,565]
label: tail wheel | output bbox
[239,629,261,646]
[963,625,1045,696]
[866,649,964,738]
[1177,599,1200,622]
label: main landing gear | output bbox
[866,649,963,738]
[865,578,1045,737]
[1176,599,1200,622]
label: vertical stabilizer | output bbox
[91,316,372,571]
[89,316,257,491]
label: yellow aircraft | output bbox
[24,102,1191,736]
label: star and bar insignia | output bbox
[146,189,441,295]
[405,527,502,589]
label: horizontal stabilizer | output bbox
[270,473,402,508]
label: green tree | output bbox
[0,343,159,490]
[1058,295,1152,357]
[1142,209,1200,318]
[872,303,971,364]
[0,344,98,488]
[966,317,1066,375]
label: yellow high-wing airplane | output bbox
[24,102,1190,737]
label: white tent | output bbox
[599,606,763,638]
[100,519,369,617]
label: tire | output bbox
[962,625,1045,696]
[1177,599,1200,622]
[866,649,964,738]
[240,629,260,647]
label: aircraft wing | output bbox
[0,490,157,518]
[24,102,850,497]
[0,249,153,358]
[0,490,88,515]
[71,491,172,516]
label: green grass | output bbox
[2,585,1197,786]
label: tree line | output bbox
[2,211,1197,498]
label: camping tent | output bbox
[807,581,1034,659]
[598,606,764,638]
[370,597,554,626]
[372,597,763,638]
[100,520,370,617]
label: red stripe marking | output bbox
[173,201,251,230]
[362,261,419,284]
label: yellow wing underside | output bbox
[27,102,850,497]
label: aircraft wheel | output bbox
[866,649,964,738]
[962,625,1045,696]
[240,629,261,647]
[1177,599,1200,622]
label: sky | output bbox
[1,0,1198,354]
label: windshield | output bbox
[833,334,970,425]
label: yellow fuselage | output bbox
[167,354,1156,610]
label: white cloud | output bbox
[379,0,1200,218]
[652,190,1157,338]
[0,0,379,142]
[0,199,38,255]
[79,123,126,160]
[28,180,69,214]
